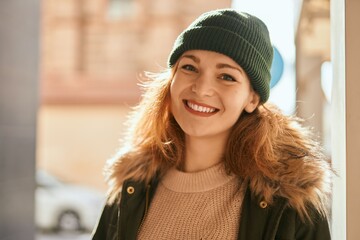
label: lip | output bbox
[183,100,219,117]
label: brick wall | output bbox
[38,0,232,192]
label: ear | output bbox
[244,91,260,113]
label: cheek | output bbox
[225,94,249,115]
[170,75,187,103]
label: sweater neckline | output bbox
[161,163,237,193]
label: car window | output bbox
[36,170,64,189]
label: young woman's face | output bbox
[170,50,260,140]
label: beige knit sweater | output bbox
[137,164,246,240]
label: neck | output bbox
[183,134,228,172]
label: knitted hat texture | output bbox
[168,9,273,103]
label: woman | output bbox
[92,9,332,240]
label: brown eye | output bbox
[181,64,197,72]
[220,74,236,82]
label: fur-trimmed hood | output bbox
[249,152,332,221]
[245,115,333,222]
[106,105,333,223]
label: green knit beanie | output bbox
[168,9,273,103]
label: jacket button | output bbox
[259,201,268,209]
[127,186,135,194]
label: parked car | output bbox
[35,170,105,232]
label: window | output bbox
[107,0,134,19]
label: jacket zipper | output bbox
[117,190,124,240]
[117,201,121,240]
[137,184,151,237]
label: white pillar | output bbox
[344,0,360,238]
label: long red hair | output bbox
[105,67,332,223]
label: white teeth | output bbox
[187,101,216,113]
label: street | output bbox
[36,231,91,240]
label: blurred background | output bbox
[38,0,330,198]
[2,0,358,239]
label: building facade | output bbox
[38,0,231,191]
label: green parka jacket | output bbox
[92,176,331,240]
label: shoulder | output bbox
[91,196,120,240]
[241,105,333,222]
[240,185,331,240]
[276,204,331,240]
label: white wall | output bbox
[330,0,346,238]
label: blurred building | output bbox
[37,0,231,191]
[38,0,332,191]
[295,0,331,153]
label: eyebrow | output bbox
[216,63,244,75]
[181,54,200,63]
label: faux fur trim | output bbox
[250,156,332,221]
[247,121,333,222]
[106,106,333,222]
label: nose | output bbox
[191,73,214,97]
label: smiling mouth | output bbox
[184,100,219,113]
